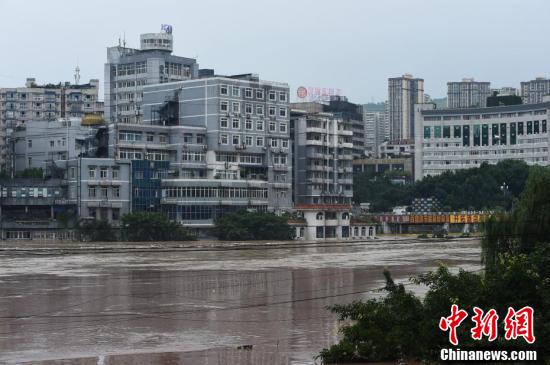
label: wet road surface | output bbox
[0,238,481,364]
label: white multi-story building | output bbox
[414,102,550,180]
[290,106,354,240]
[104,27,199,125]
[520,77,550,104]
[363,105,388,157]
[10,118,103,174]
[447,78,491,108]
[388,74,424,140]
[0,78,101,170]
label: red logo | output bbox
[504,306,535,344]
[439,305,536,345]
[471,307,499,342]
[439,304,469,345]
[297,86,308,99]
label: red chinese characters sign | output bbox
[439,305,535,345]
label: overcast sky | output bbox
[1,0,549,103]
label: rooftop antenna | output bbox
[123,32,126,48]
[118,36,121,47]
[74,64,80,85]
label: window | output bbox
[424,126,431,139]
[282,139,288,148]
[183,133,193,143]
[27,139,32,148]
[100,168,108,179]
[256,89,264,99]
[101,188,108,198]
[28,157,32,166]
[256,120,264,131]
[269,122,276,132]
[279,123,287,133]
[232,118,240,129]
[269,91,276,101]
[232,135,240,145]
[434,126,442,138]
[220,117,228,128]
[50,140,55,148]
[518,121,524,135]
[256,105,264,115]
[196,134,205,144]
[220,134,228,145]
[256,137,264,147]
[146,133,154,142]
[113,187,120,198]
[88,187,96,198]
[245,88,253,98]
[527,121,533,134]
[463,125,470,146]
[245,103,252,114]
[269,106,276,116]
[159,135,167,144]
[270,138,278,147]
[232,86,240,97]
[135,171,144,179]
[473,124,481,146]
[245,135,253,146]
[482,124,489,146]
[220,101,229,112]
[69,167,75,179]
[112,169,119,179]
[279,92,287,102]
[279,108,287,118]
[88,168,96,178]
[245,119,253,130]
[316,212,324,220]
[220,84,228,95]
[232,102,240,113]
[443,126,451,138]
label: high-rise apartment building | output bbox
[323,96,365,158]
[447,78,491,108]
[363,103,388,157]
[388,74,424,140]
[520,77,550,104]
[0,78,101,170]
[290,106,353,240]
[104,28,199,124]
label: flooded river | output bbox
[0,238,481,364]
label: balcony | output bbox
[272,165,288,171]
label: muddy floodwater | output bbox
[0,238,481,365]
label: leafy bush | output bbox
[215,210,293,241]
[121,212,195,241]
[77,219,115,241]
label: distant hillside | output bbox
[431,97,447,109]
[362,102,386,112]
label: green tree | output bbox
[121,212,195,241]
[16,168,44,179]
[321,166,550,363]
[77,219,115,241]
[353,160,530,212]
[215,210,293,241]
